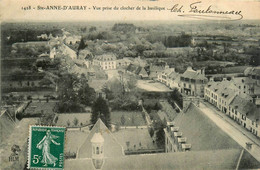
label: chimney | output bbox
[187,66,192,71]
[223,77,227,81]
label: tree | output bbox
[73,117,79,126]
[91,96,111,129]
[57,73,95,113]
[77,38,86,56]
[56,73,82,113]
[131,115,135,125]
[89,26,97,32]
[149,128,154,138]
[156,128,165,148]
[121,115,126,125]
[78,74,96,106]
[153,120,166,148]
[67,120,71,127]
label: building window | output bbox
[96,147,99,154]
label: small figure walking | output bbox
[36,130,60,167]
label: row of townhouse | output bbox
[157,66,181,90]
[204,79,260,137]
[179,67,208,97]
[229,95,260,136]
[158,66,208,97]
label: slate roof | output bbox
[65,149,241,170]
[181,68,207,80]
[230,95,260,121]
[232,77,256,85]
[94,54,117,61]
[207,80,239,101]
[173,104,241,151]
[0,109,16,144]
[77,119,124,158]
[126,64,148,76]
[168,71,179,79]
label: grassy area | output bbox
[111,111,146,126]
[222,66,248,74]
[113,128,157,151]
[56,113,91,127]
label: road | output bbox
[199,102,260,162]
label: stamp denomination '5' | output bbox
[28,126,65,169]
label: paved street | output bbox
[199,102,260,162]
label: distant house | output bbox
[148,63,165,80]
[158,65,177,87]
[37,34,48,40]
[64,35,81,45]
[126,64,148,79]
[180,67,208,97]
[204,79,241,113]
[169,73,181,90]
[117,57,133,68]
[132,56,147,67]
[229,94,260,137]
[93,54,117,70]
[243,67,260,105]
[50,43,77,59]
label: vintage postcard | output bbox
[0,0,260,169]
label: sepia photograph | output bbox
[0,0,260,169]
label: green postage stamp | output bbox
[28,126,66,169]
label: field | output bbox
[111,111,146,126]
[113,128,157,151]
[56,113,91,127]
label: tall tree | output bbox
[77,38,86,56]
[91,96,111,128]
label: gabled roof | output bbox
[230,95,260,121]
[173,104,241,151]
[66,149,242,170]
[232,77,256,85]
[168,71,179,79]
[94,54,117,61]
[207,80,239,101]
[77,118,124,158]
[181,67,207,80]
